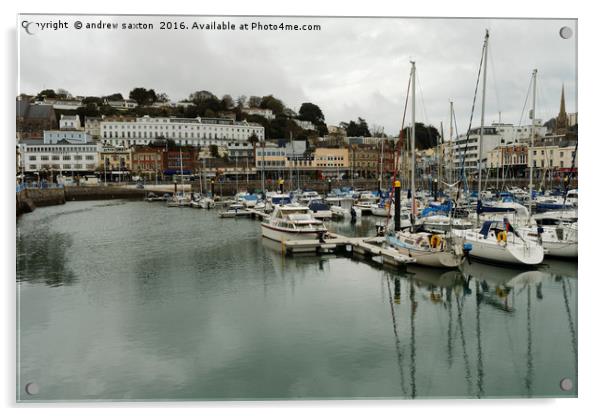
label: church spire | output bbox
[556,84,568,133]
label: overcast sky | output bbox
[19,15,576,137]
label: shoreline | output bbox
[16,187,147,217]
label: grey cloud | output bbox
[19,15,576,136]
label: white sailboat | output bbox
[517,222,577,258]
[386,231,465,268]
[452,33,544,266]
[386,61,465,269]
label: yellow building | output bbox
[314,147,349,169]
[529,145,577,170]
[98,145,133,172]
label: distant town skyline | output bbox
[19,15,577,137]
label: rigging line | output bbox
[384,68,412,230]
[455,289,474,396]
[416,73,434,147]
[454,33,487,203]
[561,277,578,381]
[386,275,408,396]
[535,76,553,130]
[515,77,533,132]
[487,37,502,117]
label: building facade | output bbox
[131,146,165,179]
[242,107,275,120]
[59,114,82,130]
[19,139,99,175]
[100,115,265,147]
[293,119,316,131]
[106,99,138,110]
[84,116,102,139]
[43,130,91,144]
[451,122,546,175]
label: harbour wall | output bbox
[64,187,146,201]
[16,186,146,216]
[16,188,65,216]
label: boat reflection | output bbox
[381,259,576,399]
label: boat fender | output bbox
[462,243,473,264]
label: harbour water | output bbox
[16,200,577,401]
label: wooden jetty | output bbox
[220,208,414,269]
[283,232,416,268]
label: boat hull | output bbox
[385,236,463,268]
[370,207,392,217]
[455,232,544,266]
[261,223,325,242]
[542,241,578,258]
[400,249,463,268]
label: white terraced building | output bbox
[18,139,100,174]
[451,122,548,175]
[100,115,265,147]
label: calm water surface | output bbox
[16,200,578,401]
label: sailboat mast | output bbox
[410,61,417,224]
[199,158,203,195]
[261,140,266,194]
[449,100,454,183]
[379,131,385,191]
[439,121,443,187]
[289,131,293,192]
[179,148,184,187]
[528,69,537,218]
[477,30,489,225]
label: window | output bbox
[52,155,60,160]
[63,155,71,160]
[29,155,36,161]
[40,155,49,161]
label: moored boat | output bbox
[261,205,328,242]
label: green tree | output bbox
[36,89,57,100]
[401,122,440,150]
[156,92,170,103]
[248,96,262,108]
[129,88,157,106]
[298,102,325,124]
[82,96,103,106]
[221,94,234,110]
[260,95,285,115]
[299,102,328,136]
[342,117,371,137]
[247,132,259,146]
[56,88,72,99]
[236,95,247,108]
[209,144,220,158]
[189,90,217,104]
[104,92,124,101]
